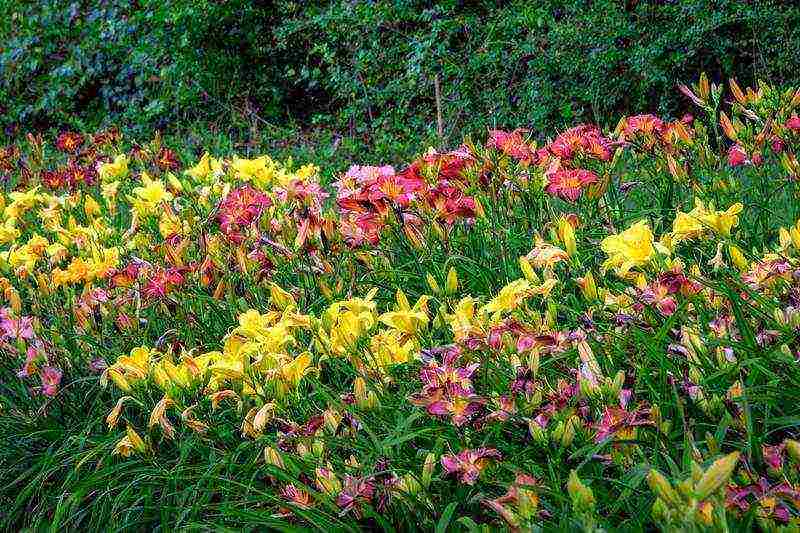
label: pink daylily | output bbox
[441,448,502,485]
[39,366,62,397]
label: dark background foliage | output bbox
[2,0,799,161]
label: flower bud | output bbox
[576,272,598,301]
[422,452,436,487]
[559,217,577,257]
[612,370,625,395]
[694,452,740,500]
[311,441,325,458]
[528,419,547,444]
[445,266,459,295]
[567,470,595,513]
[519,256,536,283]
[651,496,670,523]
[126,425,148,454]
[551,420,565,443]
[264,446,285,469]
[316,466,342,496]
[395,473,422,495]
[354,376,379,410]
[790,227,800,249]
[647,470,682,508]
[561,415,577,448]
[323,409,342,433]
[269,282,296,311]
[426,273,441,295]
[527,349,540,379]
[728,245,748,272]
[785,439,800,464]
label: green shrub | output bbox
[2,0,799,155]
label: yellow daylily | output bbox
[446,296,478,342]
[4,187,42,219]
[378,308,429,335]
[231,155,275,188]
[276,352,313,394]
[600,220,656,276]
[368,329,417,369]
[99,154,129,182]
[480,279,535,315]
[0,218,21,244]
[113,426,149,457]
[129,173,173,215]
[185,152,224,182]
[671,199,743,243]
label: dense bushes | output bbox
[2,1,800,153]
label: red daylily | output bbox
[217,185,272,243]
[545,169,598,202]
[487,129,535,163]
[55,132,85,153]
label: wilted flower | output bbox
[336,475,375,516]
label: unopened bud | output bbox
[577,272,598,301]
[561,415,577,448]
[519,256,536,283]
[694,452,740,500]
[323,409,342,433]
[559,217,577,257]
[312,439,325,457]
[728,245,748,272]
[315,466,342,495]
[264,446,284,469]
[422,452,436,487]
[785,439,800,464]
[647,470,682,508]
[528,419,547,443]
[445,266,459,295]
[567,470,595,512]
[426,273,441,295]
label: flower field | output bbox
[4,76,800,531]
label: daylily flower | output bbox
[185,152,224,182]
[424,391,486,426]
[545,169,598,202]
[600,220,657,276]
[217,185,272,243]
[441,448,502,485]
[726,478,800,523]
[483,474,539,529]
[480,279,536,315]
[671,199,743,242]
[129,173,174,215]
[487,129,535,163]
[98,154,129,182]
[547,125,613,162]
[336,475,375,517]
[39,366,62,397]
[55,132,84,153]
[279,484,313,513]
[594,406,651,443]
[525,237,569,269]
[727,144,748,166]
[231,155,274,187]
